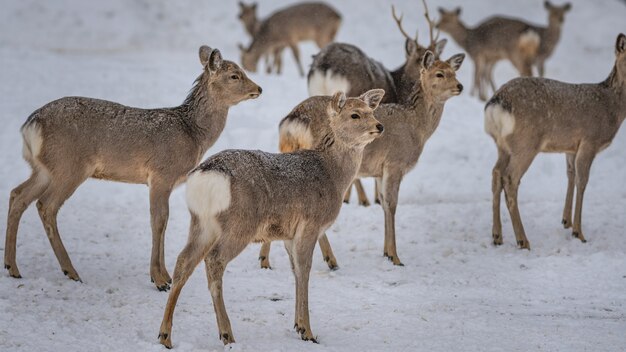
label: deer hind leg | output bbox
[562,153,576,229]
[502,151,537,249]
[317,233,338,270]
[289,226,319,343]
[491,147,510,246]
[571,145,596,243]
[471,59,481,97]
[289,44,305,77]
[264,53,272,74]
[380,170,403,266]
[374,178,381,205]
[159,215,213,348]
[258,242,272,269]
[149,181,174,291]
[353,179,370,207]
[5,170,50,278]
[35,172,89,281]
[343,183,353,204]
[486,61,497,96]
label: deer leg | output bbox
[491,148,510,245]
[258,242,272,269]
[353,179,370,207]
[149,181,174,291]
[471,59,481,97]
[290,226,319,343]
[317,233,338,270]
[264,53,272,74]
[562,153,576,229]
[477,59,489,101]
[374,178,381,205]
[289,44,305,77]
[502,152,537,249]
[36,174,88,281]
[5,171,50,278]
[159,215,213,348]
[204,237,249,345]
[381,171,403,266]
[343,183,352,203]
[572,146,596,243]
[275,47,283,75]
[487,61,497,96]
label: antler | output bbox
[391,5,417,43]
[421,0,440,46]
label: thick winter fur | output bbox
[307,68,352,97]
[158,90,385,346]
[239,2,341,76]
[485,33,626,249]
[437,7,547,101]
[269,51,464,267]
[4,46,261,290]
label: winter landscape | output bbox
[1,0,625,351]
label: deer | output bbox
[305,1,447,208]
[237,1,284,74]
[533,1,572,77]
[4,45,261,291]
[238,2,341,76]
[157,89,385,347]
[263,50,464,270]
[485,33,626,249]
[436,7,542,101]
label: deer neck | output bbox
[317,133,365,195]
[180,73,230,152]
[244,18,260,36]
[543,18,563,50]
[409,85,446,139]
[446,21,470,49]
[601,65,626,123]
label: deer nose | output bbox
[457,83,463,92]
[376,123,384,133]
[257,86,263,94]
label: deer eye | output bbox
[436,72,445,78]
[230,74,239,80]
[351,114,360,119]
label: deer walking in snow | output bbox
[239,2,341,76]
[158,89,385,346]
[4,46,261,290]
[265,50,464,269]
[485,33,626,249]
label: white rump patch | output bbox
[279,119,314,150]
[485,104,516,142]
[186,170,231,219]
[518,30,540,53]
[308,69,351,97]
[21,122,43,161]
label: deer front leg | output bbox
[381,171,403,266]
[290,228,319,343]
[149,182,173,291]
[258,242,272,269]
[501,152,536,249]
[353,179,371,206]
[343,183,352,203]
[571,146,596,243]
[562,153,575,229]
[317,233,338,270]
[289,44,305,77]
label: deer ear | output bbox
[544,1,551,9]
[359,89,385,110]
[199,45,213,67]
[434,39,447,57]
[455,7,462,16]
[422,50,435,69]
[405,39,417,57]
[563,3,572,11]
[252,2,257,10]
[447,53,465,71]
[208,49,223,72]
[617,33,626,54]
[238,1,244,9]
[438,7,445,15]
[330,91,347,113]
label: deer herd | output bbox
[4,0,625,348]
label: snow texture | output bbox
[1,0,625,351]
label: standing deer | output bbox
[239,2,341,76]
[157,89,385,347]
[237,1,283,74]
[306,1,447,208]
[533,1,572,77]
[270,50,464,268]
[4,46,261,291]
[436,7,541,101]
[486,33,626,249]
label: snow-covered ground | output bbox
[1,0,625,351]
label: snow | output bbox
[1,0,625,351]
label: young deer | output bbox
[307,1,447,207]
[486,33,626,249]
[533,1,572,77]
[266,50,464,269]
[436,7,541,101]
[239,2,341,76]
[4,46,261,291]
[157,90,385,346]
[237,1,284,74]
